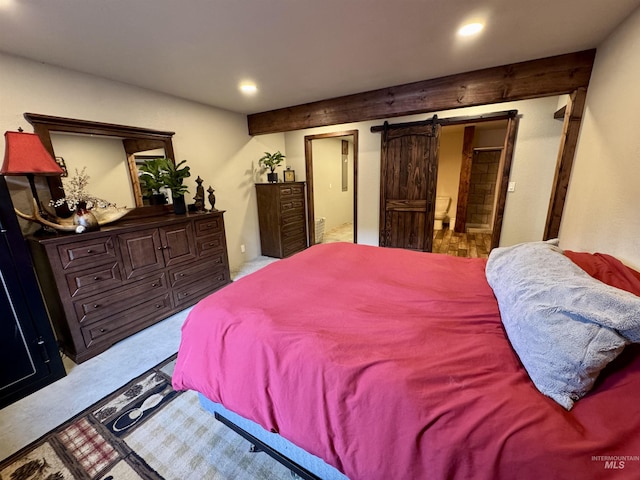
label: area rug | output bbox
[0,355,293,479]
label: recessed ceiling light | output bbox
[239,82,257,95]
[458,22,484,37]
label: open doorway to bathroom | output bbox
[433,116,515,257]
[304,130,358,245]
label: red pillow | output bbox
[564,250,640,297]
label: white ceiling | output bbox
[1,0,639,115]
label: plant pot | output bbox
[172,195,187,215]
[148,193,168,205]
[267,172,278,183]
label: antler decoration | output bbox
[15,198,132,232]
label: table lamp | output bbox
[1,130,64,216]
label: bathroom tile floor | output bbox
[433,227,492,258]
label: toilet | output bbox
[434,196,451,230]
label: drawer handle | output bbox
[207,223,212,227]
[93,304,100,309]
[87,249,93,253]
[151,282,158,287]
[179,273,185,277]
[209,243,215,246]
[155,304,162,308]
[100,328,107,333]
[93,276,100,280]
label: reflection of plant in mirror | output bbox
[138,158,168,197]
[50,167,115,210]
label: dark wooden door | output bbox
[379,123,441,251]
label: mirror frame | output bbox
[24,112,176,214]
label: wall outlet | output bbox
[240,244,246,253]
[508,181,516,192]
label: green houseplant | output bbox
[258,151,285,183]
[138,158,169,205]
[162,159,191,214]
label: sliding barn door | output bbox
[379,123,441,251]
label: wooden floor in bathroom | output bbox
[432,227,492,258]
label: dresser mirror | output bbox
[24,113,176,213]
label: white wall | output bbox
[284,96,563,247]
[311,137,354,232]
[436,127,464,226]
[560,6,640,269]
[0,52,285,272]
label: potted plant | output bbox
[138,158,168,205]
[161,159,191,214]
[258,151,285,183]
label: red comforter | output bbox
[173,243,640,479]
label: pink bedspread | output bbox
[173,243,640,479]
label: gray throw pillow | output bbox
[485,241,640,409]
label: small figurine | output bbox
[193,176,205,212]
[207,186,217,211]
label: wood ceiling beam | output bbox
[247,49,596,136]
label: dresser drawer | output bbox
[279,184,305,197]
[81,292,172,348]
[195,233,225,257]
[65,262,122,298]
[169,255,227,288]
[55,236,118,270]
[283,236,307,257]
[282,213,305,227]
[280,199,305,215]
[73,273,167,325]
[282,221,306,237]
[194,215,224,237]
[173,268,230,307]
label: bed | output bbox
[172,241,640,479]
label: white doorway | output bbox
[304,130,358,245]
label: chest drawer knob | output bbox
[93,304,100,309]
[151,282,158,287]
[87,249,93,253]
[93,276,100,280]
[100,328,106,333]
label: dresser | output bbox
[28,212,230,363]
[255,182,308,258]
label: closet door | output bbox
[379,123,440,251]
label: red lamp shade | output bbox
[1,131,64,176]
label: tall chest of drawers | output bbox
[255,182,308,258]
[28,212,230,363]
